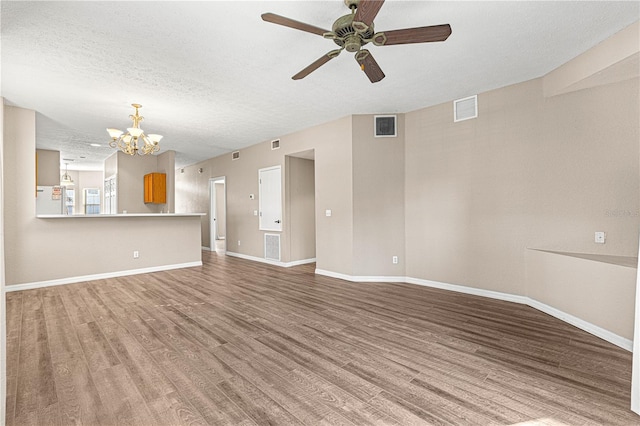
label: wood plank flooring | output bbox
[5,251,639,425]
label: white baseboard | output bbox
[5,261,203,293]
[527,298,633,351]
[226,251,315,268]
[314,269,632,352]
[315,269,406,283]
[405,276,530,305]
[202,246,212,251]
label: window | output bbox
[84,188,100,214]
[65,189,75,215]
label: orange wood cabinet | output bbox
[144,173,166,204]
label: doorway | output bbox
[209,177,226,253]
[285,150,316,263]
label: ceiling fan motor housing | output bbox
[332,13,374,51]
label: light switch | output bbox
[595,231,606,244]
[253,210,258,216]
[325,209,332,217]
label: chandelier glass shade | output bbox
[107,103,162,156]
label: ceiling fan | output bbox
[261,0,452,83]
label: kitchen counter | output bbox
[37,213,205,218]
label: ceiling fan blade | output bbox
[292,50,341,80]
[353,0,385,29]
[355,49,385,83]
[377,24,452,45]
[261,13,330,37]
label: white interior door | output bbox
[259,166,282,231]
[209,177,226,251]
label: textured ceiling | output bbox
[2,1,639,170]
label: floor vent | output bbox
[454,95,478,122]
[264,233,281,261]
[232,151,240,160]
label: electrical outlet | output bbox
[392,256,398,264]
[133,250,139,259]
[238,240,241,246]
[595,232,606,244]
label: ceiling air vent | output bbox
[232,151,240,160]
[374,115,397,138]
[454,95,478,122]
[271,139,280,150]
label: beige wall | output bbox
[352,114,405,276]
[176,116,354,272]
[526,249,636,340]
[116,151,162,213]
[157,150,176,213]
[36,149,59,186]
[105,150,175,214]
[175,167,216,248]
[175,26,638,342]
[405,76,639,296]
[3,106,201,286]
[65,170,103,214]
[104,151,117,178]
[285,156,315,261]
[544,21,639,97]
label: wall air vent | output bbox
[264,233,281,261]
[232,151,240,160]
[271,139,280,150]
[374,115,397,137]
[454,95,478,122]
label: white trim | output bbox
[5,261,203,293]
[315,269,405,283]
[314,269,632,352]
[209,176,226,246]
[286,258,317,267]
[405,276,529,305]
[227,251,315,268]
[202,246,212,251]
[527,298,632,352]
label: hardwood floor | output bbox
[5,251,639,425]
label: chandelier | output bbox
[106,103,163,155]
[60,163,74,186]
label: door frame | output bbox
[209,176,226,252]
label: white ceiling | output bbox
[2,1,638,170]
